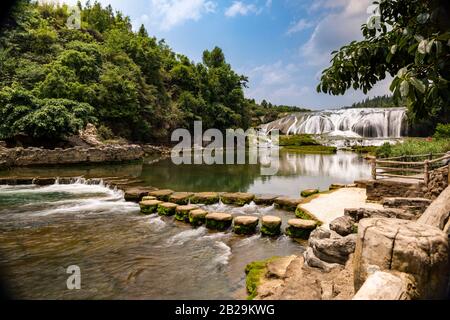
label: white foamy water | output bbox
[197,232,231,242]
[166,227,208,245]
[235,234,261,247]
[261,108,407,138]
[213,241,232,265]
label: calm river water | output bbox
[0,150,370,299]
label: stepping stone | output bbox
[295,205,315,220]
[125,187,157,202]
[233,216,259,235]
[169,192,194,205]
[301,189,319,198]
[149,189,174,202]
[175,204,198,222]
[142,196,157,201]
[205,212,233,231]
[286,219,317,239]
[190,192,220,205]
[139,200,162,214]
[157,202,178,216]
[221,192,255,206]
[274,197,303,211]
[329,183,346,190]
[254,194,278,206]
[261,216,282,236]
[189,209,208,226]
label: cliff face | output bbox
[0,145,144,169]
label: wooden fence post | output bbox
[424,160,430,186]
[371,157,377,180]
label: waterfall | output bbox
[261,108,408,138]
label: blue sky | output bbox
[57,0,390,110]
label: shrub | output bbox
[434,123,450,139]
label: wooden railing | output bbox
[370,152,450,185]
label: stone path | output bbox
[299,188,383,228]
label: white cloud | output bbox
[150,0,217,31]
[225,1,261,18]
[286,19,314,35]
[300,0,372,67]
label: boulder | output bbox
[303,247,342,273]
[169,192,194,205]
[205,212,233,231]
[353,271,409,300]
[189,209,208,226]
[301,189,319,198]
[418,186,450,230]
[330,216,356,236]
[286,219,317,239]
[157,202,178,216]
[254,194,278,206]
[175,204,198,222]
[233,216,259,235]
[310,234,356,265]
[149,189,174,202]
[274,197,302,211]
[139,200,162,214]
[190,192,220,205]
[308,226,331,241]
[261,216,282,237]
[345,207,416,222]
[354,218,449,299]
[266,255,297,279]
[221,192,255,206]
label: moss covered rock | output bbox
[169,192,194,205]
[221,192,255,206]
[261,215,282,236]
[301,189,319,198]
[205,212,233,231]
[233,216,259,235]
[142,196,157,201]
[295,206,315,220]
[139,200,162,214]
[157,202,178,216]
[149,189,174,202]
[286,219,317,239]
[125,187,156,202]
[175,204,198,222]
[190,192,220,205]
[189,209,208,226]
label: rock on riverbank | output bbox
[0,144,144,169]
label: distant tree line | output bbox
[345,95,396,109]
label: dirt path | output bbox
[299,188,383,228]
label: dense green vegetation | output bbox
[376,138,450,158]
[346,95,395,109]
[318,0,450,132]
[279,134,337,154]
[0,1,299,146]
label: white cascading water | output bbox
[261,108,408,138]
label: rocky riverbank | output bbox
[0,144,145,169]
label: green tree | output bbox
[317,0,450,126]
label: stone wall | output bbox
[0,145,144,169]
[426,166,449,200]
[365,180,427,201]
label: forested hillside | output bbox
[0,1,306,146]
[347,95,395,109]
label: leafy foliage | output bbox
[376,138,450,158]
[434,123,450,139]
[318,0,450,128]
[0,0,287,143]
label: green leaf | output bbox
[410,77,426,93]
[400,80,409,97]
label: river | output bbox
[0,150,370,299]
